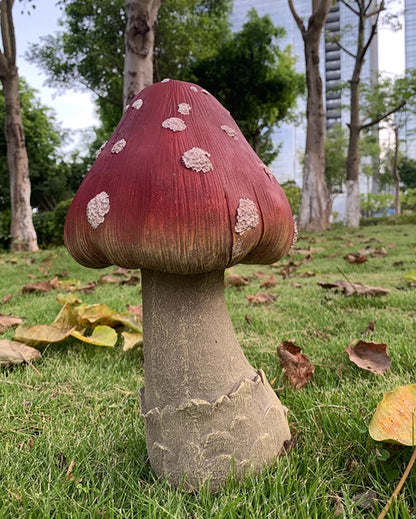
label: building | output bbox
[230,0,379,193]
[405,0,416,159]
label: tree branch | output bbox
[361,101,406,130]
[288,0,306,36]
[339,0,360,17]
[336,41,357,60]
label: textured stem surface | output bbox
[140,269,290,491]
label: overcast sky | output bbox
[13,1,405,137]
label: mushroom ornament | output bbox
[64,80,296,491]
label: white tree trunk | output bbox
[346,179,361,227]
[123,0,162,106]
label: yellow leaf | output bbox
[14,324,76,347]
[369,385,416,446]
[121,331,143,351]
[73,303,141,332]
[71,326,117,347]
[52,303,80,329]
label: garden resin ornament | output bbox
[64,80,297,491]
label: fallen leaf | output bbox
[0,314,23,333]
[225,273,250,287]
[14,324,76,347]
[318,280,390,296]
[345,340,391,375]
[369,385,416,445]
[0,339,41,367]
[119,275,140,286]
[297,271,315,278]
[52,303,80,329]
[404,271,416,282]
[344,253,368,264]
[77,281,97,293]
[1,294,13,305]
[66,460,75,480]
[246,292,277,304]
[352,489,378,510]
[245,314,253,324]
[73,303,141,332]
[21,276,59,293]
[277,341,315,389]
[291,282,303,288]
[121,331,143,351]
[260,275,277,288]
[71,325,118,347]
[253,271,269,278]
[98,274,120,284]
[127,305,143,323]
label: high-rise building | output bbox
[404,0,416,158]
[230,1,378,190]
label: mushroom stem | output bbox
[140,268,291,491]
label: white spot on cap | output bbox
[182,147,213,173]
[190,86,198,92]
[235,199,259,235]
[132,99,143,110]
[162,78,170,83]
[162,117,187,132]
[124,104,130,111]
[202,89,210,95]
[262,164,274,180]
[87,192,110,230]
[95,141,108,158]
[178,103,191,115]
[221,125,238,140]
[111,139,126,154]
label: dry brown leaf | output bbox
[260,275,277,288]
[127,305,143,323]
[253,271,269,278]
[0,339,41,367]
[0,314,23,333]
[225,273,250,287]
[98,274,120,284]
[362,321,375,336]
[345,340,391,375]
[21,276,59,293]
[318,280,390,296]
[121,331,143,351]
[343,253,368,264]
[297,271,316,278]
[1,293,13,305]
[246,292,277,304]
[277,341,315,389]
[119,275,140,286]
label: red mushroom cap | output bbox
[64,80,295,274]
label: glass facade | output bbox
[405,0,416,158]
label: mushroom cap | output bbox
[64,80,295,274]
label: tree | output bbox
[0,0,38,251]
[29,0,232,135]
[123,0,161,105]
[288,0,332,231]
[324,123,348,213]
[190,9,304,163]
[334,0,403,227]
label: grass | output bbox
[0,223,416,518]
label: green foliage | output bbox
[0,209,11,250]
[190,9,305,163]
[0,79,81,213]
[398,156,416,189]
[28,0,232,138]
[280,180,301,217]
[360,193,394,218]
[32,198,73,249]
[401,188,416,212]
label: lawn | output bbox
[1,223,415,518]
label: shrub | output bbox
[281,180,301,217]
[0,209,11,250]
[360,193,394,218]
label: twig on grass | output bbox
[377,445,416,519]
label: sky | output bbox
[12,0,405,141]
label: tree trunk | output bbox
[0,0,38,252]
[299,28,330,231]
[288,0,332,231]
[123,0,162,106]
[392,126,401,216]
[140,268,290,491]
[2,70,38,252]
[346,75,362,228]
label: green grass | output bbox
[1,223,416,518]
